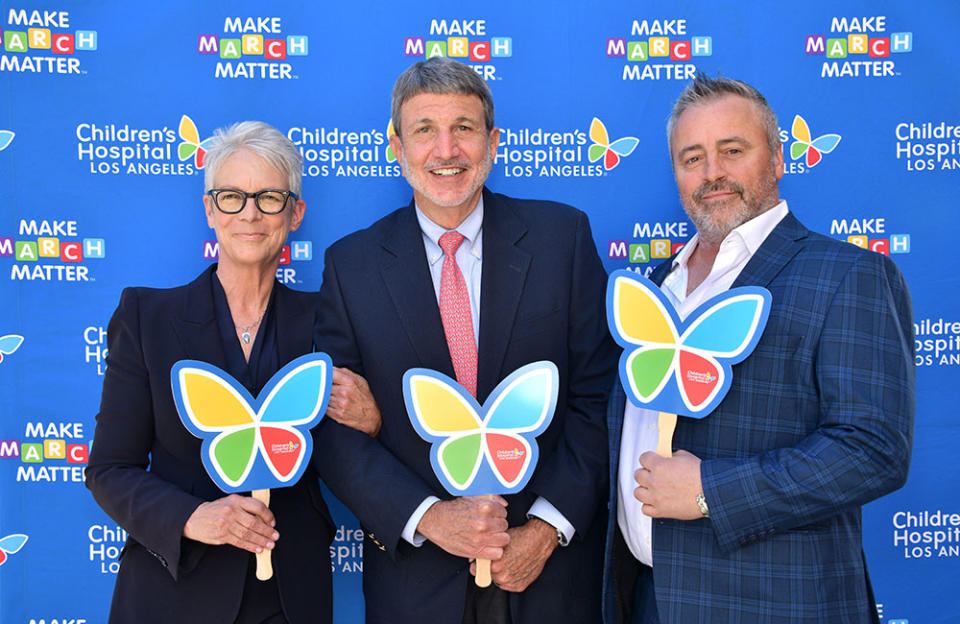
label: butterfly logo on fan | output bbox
[606,271,770,417]
[588,118,639,171]
[171,353,331,493]
[789,115,841,168]
[177,115,213,169]
[404,361,558,496]
[0,534,28,566]
[0,335,24,365]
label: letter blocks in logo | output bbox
[609,240,685,262]
[805,33,911,58]
[0,440,88,463]
[847,234,910,255]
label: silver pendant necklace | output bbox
[235,313,264,345]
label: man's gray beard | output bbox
[400,147,493,208]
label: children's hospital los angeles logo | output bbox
[606,18,712,81]
[1,8,97,75]
[197,15,308,80]
[77,114,211,176]
[495,117,638,178]
[403,18,512,81]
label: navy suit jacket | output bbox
[602,212,915,624]
[312,189,618,623]
[86,266,335,624]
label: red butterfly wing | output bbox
[485,433,529,485]
[677,350,721,410]
[260,427,303,479]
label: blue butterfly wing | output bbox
[258,353,331,427]
[483,361,558,434]
[0,335,24,355]
[609,136,639,157]
[680,288,771,362]
[478,362,558,493]
[0,130,14,151]
[0,534,28,554]
[810,134,841,154]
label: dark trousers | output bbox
[613,528,659,624]
[462,578,512,624]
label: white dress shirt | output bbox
[617,200,789,565]
[401,197,575,547]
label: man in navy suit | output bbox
[603,74,915,624]
[313,57,617,623]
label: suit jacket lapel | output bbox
[171,265,229,370]
[477,189,531,400]
[732,211,808,288]
[273,283,313,364]
[379,204,456,377]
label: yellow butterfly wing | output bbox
[612,275,677,346]
[589,117,610,147]
[177,368,256,431]
[179,115,200,146]
[791,115,811,144]
[407,374,481,436]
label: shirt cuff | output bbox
[528,497,575,546]
[401,496,441,547]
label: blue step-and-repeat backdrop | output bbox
[2,1,958,622]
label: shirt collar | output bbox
[673,199,789,270]
[416,196,484,264]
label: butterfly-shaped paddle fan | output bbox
[607,271,770,417]
[171,353,331,493]
[0,534,28,566]
[404,361,558,497]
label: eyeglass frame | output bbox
[207,188,299,215]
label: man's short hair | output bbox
[667,72,780,159]
[391,57,495,135]
[203,121,303,196]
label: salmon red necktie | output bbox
[438,231,478,397]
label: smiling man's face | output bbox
[670,94,784,245]
[389,92,500,226]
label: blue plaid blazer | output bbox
[602,212,915,624]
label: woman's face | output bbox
[203,149,305,272]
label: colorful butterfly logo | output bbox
[178,115,213,169]
[606,271,770,417]
[0,334,24,365]
[404,361,558,496]
[0,534,28,566]
[171,353,331,493]
[588,118,639,171]
[0,130,14,152]
[789,115,841,168]
[385,120,398,163]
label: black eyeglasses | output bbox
[207,188,298,214]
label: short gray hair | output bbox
[203,121,303,196]
[391,57,495,135]
[667,72,780,158]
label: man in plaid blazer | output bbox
[602,73,915,623]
